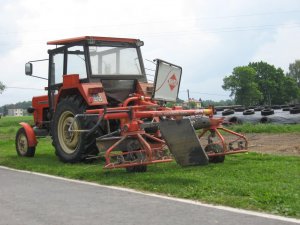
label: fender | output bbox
[19,122,38,147]
[56,74,108,107]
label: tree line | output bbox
[222,60,300,106]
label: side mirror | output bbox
[25,62,33,75]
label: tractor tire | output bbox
[290,107,300,114]
[126,164,147,173]
[215,107,224,112]
[228,116,242,124]
[234,107,245,112]
[52,96,99,163]
[261,108,274,116]
[243,109,255,115]
[15,127,35,157]
[254,106,263,111]
[222,109,235,116]
[205,144,225,163]
[124,140,147,173]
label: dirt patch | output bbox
[247,133,300,156]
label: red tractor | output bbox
[16,36,248,172]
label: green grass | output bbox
[227,123,300,133]
[0,116,299,218]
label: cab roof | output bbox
[47,36,139,45]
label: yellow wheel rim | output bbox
[17,132,28,155]
[57,111,80,154]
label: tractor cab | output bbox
[46,36,147,107]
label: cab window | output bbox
[67,46,87,79]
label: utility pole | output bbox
[187,89,190,109]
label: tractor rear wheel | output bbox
[52,96,99,163]
[15,127,35,157]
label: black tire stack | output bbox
[261,108,274,116]
[290,107,300,114]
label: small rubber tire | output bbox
[261,109,274,116]
[290,107,300,114]
[260,117,270,123]
[215,107,224,112]
[124,150,147,173]
[228,116,242,124]
[205,144,225,163]
[282,107,290,111]
[222,109,235,116]
[234,107,245,112]
[15,127,35,157]
[126,165,147,173]
[243,109,255,115]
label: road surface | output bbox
[0,166,299,225]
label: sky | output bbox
[0,0,299,105]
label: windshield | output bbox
[89,46,142,75]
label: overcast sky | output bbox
[0,0,299,105]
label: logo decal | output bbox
[168,74,178,91]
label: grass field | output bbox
[0,116,299,218]
[228,123,300,133]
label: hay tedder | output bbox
[16,36,248,172]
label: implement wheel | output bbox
[205,144,225,163]
[15,127,35,157]
[124,140,147,173]
[52,96,99,163]
[126,164,147,173]
[125,152,147,173]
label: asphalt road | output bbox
[0,167,299,225]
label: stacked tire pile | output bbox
[215,104,300,124]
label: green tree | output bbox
[0,81,5,94]
[249,61,299,105]
[282,76,300,103]
[202,99,235,107]
[287,60,300,87]
[222,66,262,106]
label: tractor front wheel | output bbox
[15,127,35,157]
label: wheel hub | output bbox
[17,134,27,154]
[58,111,80,154]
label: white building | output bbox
[8,109,24,116]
